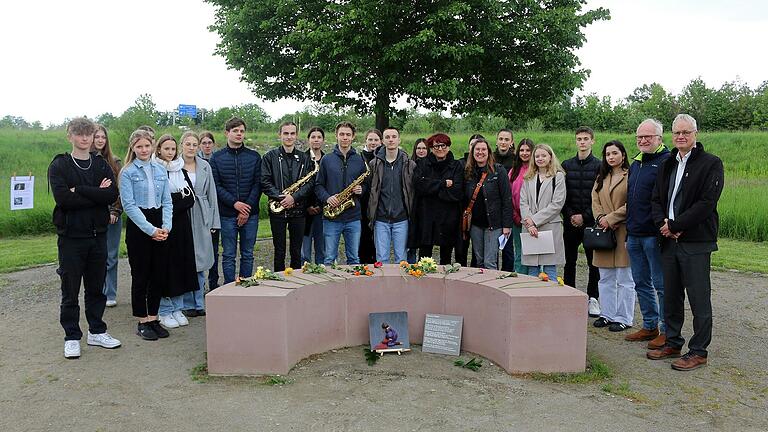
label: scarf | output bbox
[153,155,191,196]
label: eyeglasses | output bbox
[672,130,695,137]
[432,143,449,150]
[636,135,659,142]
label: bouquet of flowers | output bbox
[331,262,377,276]
[301,261,327,274]
[235,266,285,287]
[400,257,438,278]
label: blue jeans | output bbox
[159,295,184,316]
[374,220,408,264]
[323,219,361,265]
[528,264,557,281]
[627,235,665,332]
[102,218,122,301]
[301,215,325,265]
[183,271,206,311]
[220,215,259,284]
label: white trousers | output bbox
[598,267,636,326]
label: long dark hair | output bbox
[93,124,120,178]
[411,138,427,160]
[510,138,533,182]
[594,140,629,192]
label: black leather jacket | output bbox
[260,146,315,218]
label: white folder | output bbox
[520,230,555,255]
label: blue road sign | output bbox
[178,104,197,118]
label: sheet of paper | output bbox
[10,176,34,210]
[498,233,508,250]
[520,230,555,255]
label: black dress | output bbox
[160,170,198,298]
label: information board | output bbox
[422,313,463,356]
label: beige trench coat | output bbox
[591,168,629,268]
[519,171,566,266]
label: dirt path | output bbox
[1,246,766,431]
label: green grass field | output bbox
[2,128,765,241]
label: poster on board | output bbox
[10,176,34,210]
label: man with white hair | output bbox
[623,119,670,350]
[647,114,723,371]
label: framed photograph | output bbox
[368,311,410,353]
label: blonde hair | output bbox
[123,129,155,167]
[524,144,564,180]
[180,131,200,145]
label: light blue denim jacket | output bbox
[120,159,173,236]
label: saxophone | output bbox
[268,160,319,214]
[323,160,370,219]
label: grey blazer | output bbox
[519,171,566,266]
[190,157,221,272]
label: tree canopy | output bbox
[207,0,609,130]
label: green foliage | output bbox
[364,348,380,366]
[529,354,612,384]
[207,0,609,128]
[189,362,209,383]
[454,357,483,371]
[262,375,292,386]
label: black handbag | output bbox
[583,224,617,250]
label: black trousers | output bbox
[359,216,376,265]
[208,229,220,290]
[418,245,454,265]
[500,236,515,272]
[563,225,600,298]
[661,240,715,357]
[126,209,166,318]
[270,215,306,271]
[58,234,108,340]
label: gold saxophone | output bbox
[268,160,319,214]
[323,161,370,219]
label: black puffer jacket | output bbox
[261,146,314,218]
[561,153,601,226]
[464,163,514,230]
[209,144,262,217]
[48,153,118,238]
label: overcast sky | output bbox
[1,0,766,125]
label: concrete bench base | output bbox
[206,265,587,375]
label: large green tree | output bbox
[208,0,609,130]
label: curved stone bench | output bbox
[206,265,587,375]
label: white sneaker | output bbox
[588,297,601,317]
[159,314,180,329]
[87,332,122,349]
[106,300,117,307]
[64,340,81,359]
[172,310,189,326]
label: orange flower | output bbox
[363,265,369,271]
[365,271,373,276]
[354,271,360,276]
[538,272,549,282]
[399,260,408,267]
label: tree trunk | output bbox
[374,92,390,131]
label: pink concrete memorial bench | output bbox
[206,265,587,375]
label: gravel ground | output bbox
[0,240,766,431]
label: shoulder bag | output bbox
[461,172,487,240]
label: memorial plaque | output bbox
[422,313,463,356]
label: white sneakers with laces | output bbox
[588,297,601,318]
[87,332,122,349]
[172,310,189,326]
[64,340,81,359]
[159,314,180,329]
[106,300,117,307]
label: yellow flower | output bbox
[284,267,294,276]
[557,276,564,286]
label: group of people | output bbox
[50,113,723,372]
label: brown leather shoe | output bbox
[647,334,666,350]
[624,328,659,342]
[646,346,681,360]
[671,353,708,371]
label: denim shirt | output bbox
[120,159,173,236]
